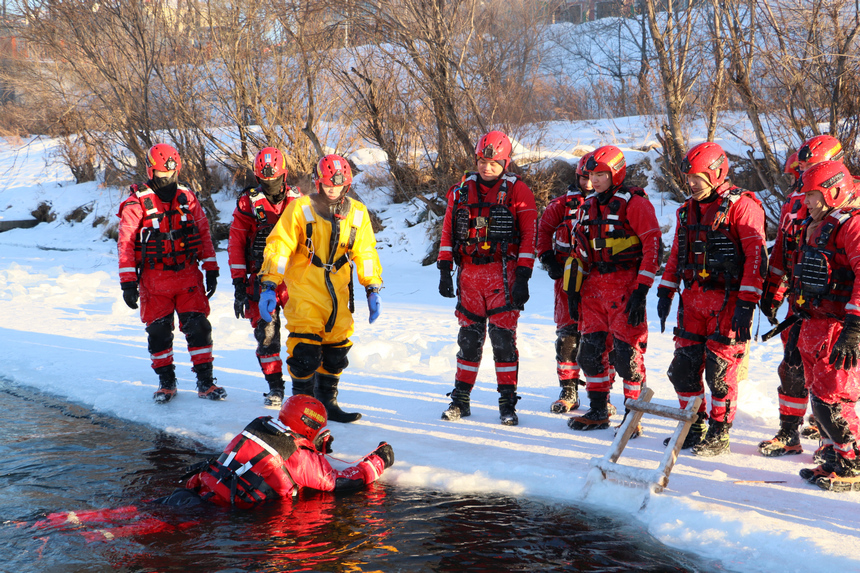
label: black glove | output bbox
[313,429,334,454]
[372,441,395,469]
[205,270,219,299]
[656,287,673,333]
[511,266,531,310]
[438,260,455,298]
[830,314,860,370]
[731,299,756,342]
[121,281,139,310]
[759,291,781,327]
[625,284,649,327]
[233,278,248,319]
[539,251,564,281]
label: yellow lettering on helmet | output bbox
[304,407,325,424]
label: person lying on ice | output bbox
[156,395,395,508]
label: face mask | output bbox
[150,173,178,201]
[259,177,285,201]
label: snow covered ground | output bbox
[1,126,858,573]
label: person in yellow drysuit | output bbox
[258,154,383,423]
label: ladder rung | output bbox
[624,399,698,422]
[592,459,664,487]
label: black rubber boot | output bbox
[758,415,803,457]
[290,373,315,396]
[550,381,579,414]
[264,373,286,408]
[664,412,708,449]
[692,419,731,456]
[568,391,610,431]
[315,373,361,423]
[808,453,860,492]
[442,381,472,421]
[499,388,520,426]
[193,362,227,400]
[153,364,177,404]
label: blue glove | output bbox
[258,285,278,323]
[367,288,381,324]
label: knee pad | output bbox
[488,324,517,363]
[667,344,705,393]
[321,342,351,375]
[613,338,644,382]
[704,347,742,397]
[287,341,323,379]
[811,395,855,445]
[254,319,281,356]
[777,361,807,398]
[555,330,580,363]
[457,322,486,363]
[178,312,212,348]
[146,315,174,354]
[577,331,608,377]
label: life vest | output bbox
[578,187,646,273]
[778,184,808,274]
[452,172,520,265]
[243,186,299,275]
[552,186,585,257]
[792,208,860,313]
[201,416,299,507]
[676,188,756,290]
[132,184,202,271]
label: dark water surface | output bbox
[0,381,723,572]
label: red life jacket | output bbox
[676,188,759,290]
[132,184,203,271]
[241,185,299,274]
[578,186,647,273]
[792,208,860,315]
[452,172,520,265]
[552,187,585,257]
[199,416,299,506]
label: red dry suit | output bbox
[659,184,766,423]
[184,416,387,508]
[537,186,584,386]
[575,186,661,402]
[792,209,860,456]
[228,185,300,378]
[117,183,219,370]
[437,172,537,389]
[762,183,809,419]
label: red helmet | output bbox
[586,145,626,188]
[146,144,181,180]
[314,154,353,194]
[279,395,327,441]
[798,134,843,165]
[801,160,855,208]
[475,131,512,170]
[254,147,288,180]
[681,142,729,187]
[576,151,595,178]
[784,151,801,181]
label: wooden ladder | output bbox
[581,388,703,499]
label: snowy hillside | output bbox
[0,126,858,573]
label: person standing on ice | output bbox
[158,395,395,507]
[656,142,766,456]
[758,135,846,456]
[117,143,226,404]
[787,161,860,492]
[257,154,382,424]
[566,145,661,436]
[228,147,301,408]
[537,152,593,414]
[437,130,537,426]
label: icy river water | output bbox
[0,380,723,572]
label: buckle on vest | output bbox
[475,216,488,229]
[591,238,607,249]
